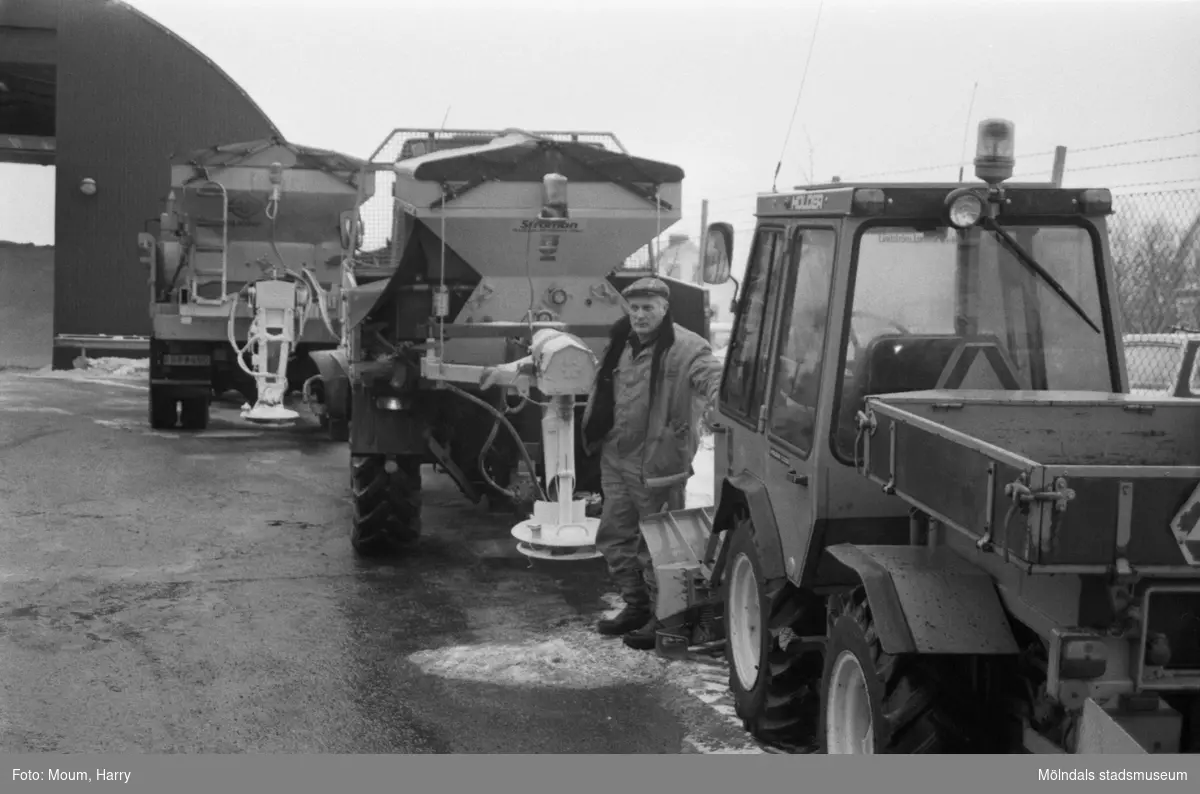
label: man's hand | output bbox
[479,358,536,395]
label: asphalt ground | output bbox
[0,367,768,754]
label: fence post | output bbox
[1051,146,1067,187]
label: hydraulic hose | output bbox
[476,393,533,500]
[477,419,513,500]
[442,382,549,503]
[227,283,256,377]
[226,271,310,382]
[300,267,340,340]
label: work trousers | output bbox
[595,446,686,610]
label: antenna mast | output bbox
[772,0,824,192]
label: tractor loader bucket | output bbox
[1075,698,1165,754]
[638,507,723,657]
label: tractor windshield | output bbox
[832,222,1114,461]
[1124,341,1184,394]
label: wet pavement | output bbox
[0,369,762,754]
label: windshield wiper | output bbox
[981,215,1101,334]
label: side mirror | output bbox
[701,222,734,285]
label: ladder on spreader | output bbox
[188,181,230,305]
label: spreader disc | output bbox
[515,542,603,562]
[241,403,300,425]
[240,416,298,427]
[511,517,599,548]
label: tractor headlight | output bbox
[946,191,985,229]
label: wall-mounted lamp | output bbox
[80,178,97,196]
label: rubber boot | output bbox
[622,617,660,651]
[597,603,651,636]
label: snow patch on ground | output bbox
[17,357,149,390]
[70,356,149,378]
[23,356,149,380]
[686,435,716,508]
[0,405,72,415]
[407,627,670,689]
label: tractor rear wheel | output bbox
[327,417,350,442]
[723,516,823,747]
[820,586,989,753]
[350,454,422,557]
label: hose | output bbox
[477,419,512,500]
[226,270,310,383]
[227,283,255,376]
[301,374,322,409]
[442,382,549,502]
[300,267,340,340]
[475,392,534,500]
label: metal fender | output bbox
[823,543,1019,656]
[712,471,788,583]
[309,348,349,380]
[309,349,351,418]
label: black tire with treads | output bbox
[148,387,177,429]
[327,417,350,442]
[723,517,824,746]
[179,398,209,431]
[820,585,992,754]
[350,454,422,557]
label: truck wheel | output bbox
[821,586,982,753]
[723,516,823,746]
[350,454,422,557]
[327,417,350,442]
[149,388,177,429]
[179,398,210,431]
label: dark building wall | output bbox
[53,0,280,341]
[0,242,55,369]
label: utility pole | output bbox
[1051,146,1067,187]
[697,198,709,284]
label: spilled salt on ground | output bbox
[407,627,670,689]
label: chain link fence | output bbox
[1111,187,1200,393]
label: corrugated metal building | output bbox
[0,0,280,367]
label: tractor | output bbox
[139,137,374,430]
[640,118,1200,754]
[307,128,712,558]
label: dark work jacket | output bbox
[582,316,723,488]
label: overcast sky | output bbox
[2,0,1198,268]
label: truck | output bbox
[639,118,1200,754]
[138,137,375,430]
[306,128,712,557]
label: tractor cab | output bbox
[698,118,1123,589]
[647,121,1200,755]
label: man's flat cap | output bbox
[622,277,671,300]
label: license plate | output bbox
[163,354,211,367]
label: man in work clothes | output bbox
[581,277,724,651]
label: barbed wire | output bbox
[697,155,1199,209]
[1069,128,1200,155]
[1014,153,1200,179]
[847,128,1200,180]
[1110,177,1200,191]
